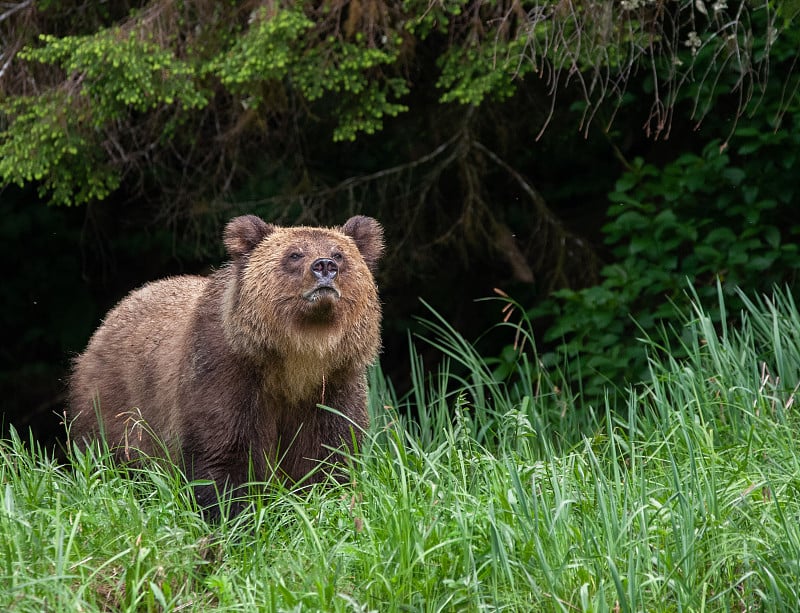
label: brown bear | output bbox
[68,215,384,515]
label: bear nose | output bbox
[311,258,338,280]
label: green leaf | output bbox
[763,226,781,249]
[722,167,746,186]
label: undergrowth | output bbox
[1,286,799,611]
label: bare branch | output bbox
[0,0,32,24]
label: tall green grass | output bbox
[1,287,799,611]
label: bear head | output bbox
[221,215,384,378]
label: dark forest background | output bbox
[2,1,799,449]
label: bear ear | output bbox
[224,215,274,259]
[341,216,384,273]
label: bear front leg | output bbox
[277,387,368,486]
[180,427,267,520]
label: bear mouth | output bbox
[303,286,341,302]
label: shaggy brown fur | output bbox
[69,215,384,515]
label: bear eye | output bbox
[288,252,303,261]
[332,252,343,262]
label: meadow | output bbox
[2,287,799,612]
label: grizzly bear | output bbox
[68,215,384,515]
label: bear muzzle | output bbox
[303,258,342,302]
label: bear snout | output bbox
[302,258,342,303]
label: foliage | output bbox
[22,30,205,114]
[437,35,534,106]
[0,92,119,205]
[533,130,800,397]
[209,7,408,142]
[0,28,205,205]
[2,289,800,610]
[528,18,800,400]
[0,1,412,210]
[0,0,789,210]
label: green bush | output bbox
[531,109,800,400]
[520,12,800,402]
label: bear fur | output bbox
[68,215,384,514]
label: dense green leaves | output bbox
[0,0,788,206]
[533,106,800,399]
[508,9,800,402]
[211,7,409,141]
[437,38,533,106]
[211,9,314,91]
[0,2,412,203]
[0,93,119,205]
[22,30,206,114]
[0,28,205,205]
